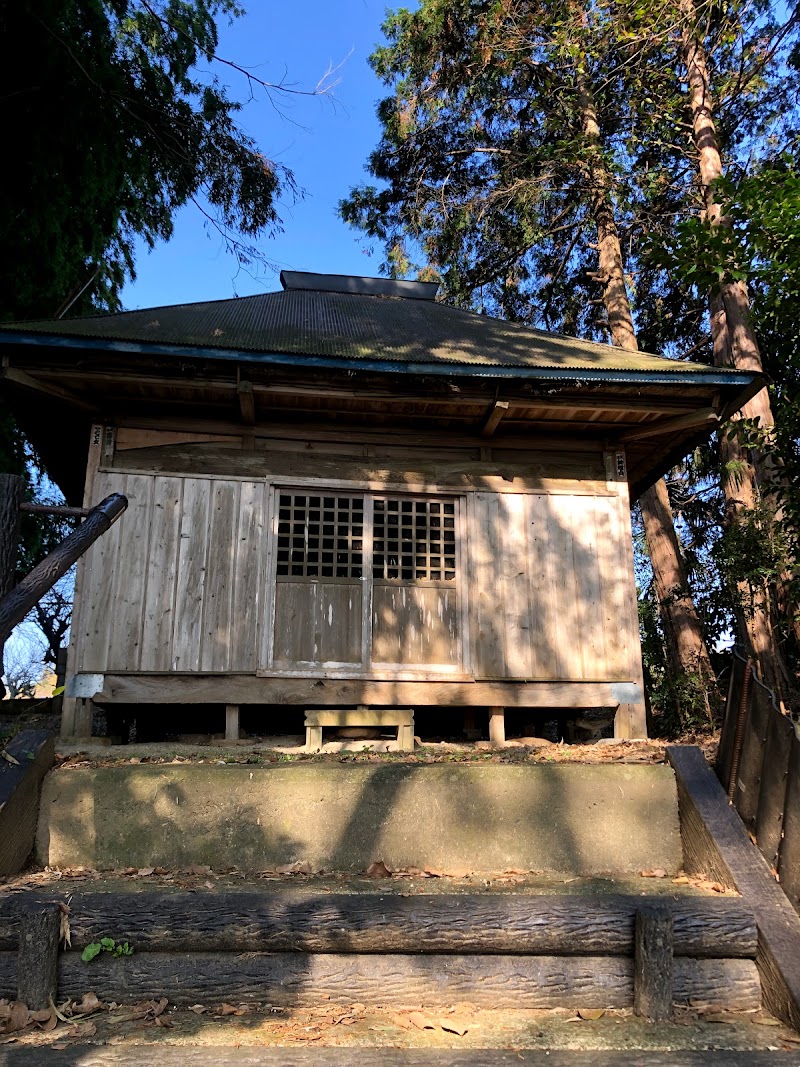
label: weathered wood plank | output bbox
[526,494,559,679]
[716,655,749,795]
[572,496,607,680]
[274,581,363,667]
[733,680,771,832]
[0,951,761,1011]
[0,892,758,958]
[109,443,612,497]
[667,745,800,1030]
[612,481,647,739]
[372,585,460,667]
[201,480,239,672]
[471,493,506,677]
[546,495,583,679]
[96,675,626,707]
[593,495,627,679]
[107,473,152,671]
[172,478,211,671]
[77,470,121,671]
[140,476,182,672]
[59,427,104,737]
[1,1048,798,1067]
[230,480,264,672]
[497,494,533,678]
[778,731,800,915]
[0,731,54,877]
[305,710,414,727]
[754,707,795,870]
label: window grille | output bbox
[276,493,363,578]
[372,496,456,581]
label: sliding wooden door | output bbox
[267,489,463,675]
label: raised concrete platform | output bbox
[35,762,681,875]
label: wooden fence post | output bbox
[634,906,673,1021]
[17,903,60,1010]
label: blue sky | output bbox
[122,0,396,310]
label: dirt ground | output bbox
[2,998,799,1054]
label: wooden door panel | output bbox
[372,584,460,666]
[273,580,363,666]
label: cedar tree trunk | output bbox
[579,75,716,712]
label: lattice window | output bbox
[373,497,456,581]
[276,493,363,578]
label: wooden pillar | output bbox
[489,707,505,746]
[615,702,648,740]
[225,704,240,741]
[634,906,673,1021]
[17,904,60,1010]
[306,726,323,753]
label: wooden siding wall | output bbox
[75,471,266,673]
[70,431,640,684]
[469,492,634,681]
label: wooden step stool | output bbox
[305,707,415,753]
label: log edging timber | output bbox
[0,949,762,1012]
[0,890,762,1015]
[667,744,800,1031]
[0,729,54,876]
[0,891,758,957]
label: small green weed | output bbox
[81,937,134,962]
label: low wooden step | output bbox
[0,891,758,957]
[0,891,762,1014]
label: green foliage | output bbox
[81,937,134,962]
[0,0,295,322]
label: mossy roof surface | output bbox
[6,287,731,377]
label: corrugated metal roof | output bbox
[4,286,726,375]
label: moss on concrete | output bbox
[36,762,681,875]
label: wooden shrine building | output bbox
[0,272,763,742]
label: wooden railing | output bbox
[716,649,800,914]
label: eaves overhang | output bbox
[0,329,763,392]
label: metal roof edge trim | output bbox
[0,330,761,388]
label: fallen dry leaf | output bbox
[73,992,103,1015]
[408,1011,436,1030]
[578,1008,606,1021]
[137,867,155,877]
[365,860,392,879]
[58,902,71,948]
[0,1002,29,1035]
[188,1005,208,1014]
[69,1021,96,1038]
[154,1014,175,1028]
[440,1017,469,1035]
[152,998,169,1018]
[107,1011,148,1026]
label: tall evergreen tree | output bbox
[341,0,717,707]
[0,0,301,322]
